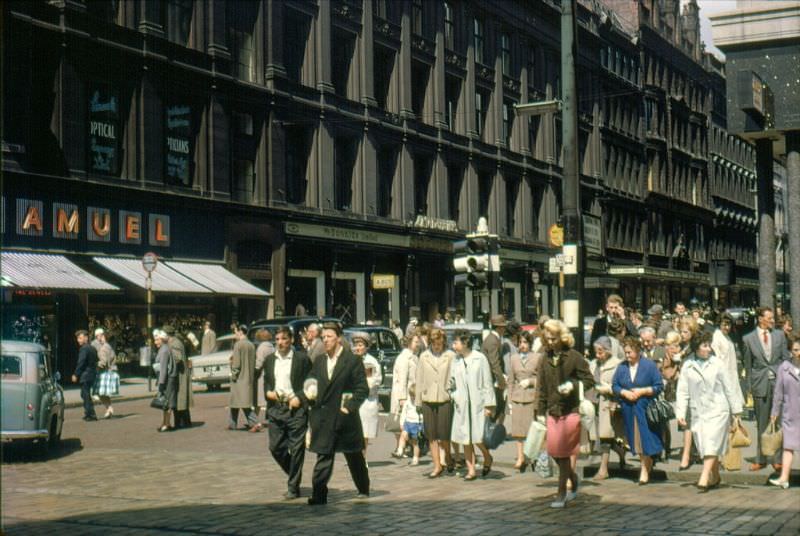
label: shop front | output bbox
[1,186,269,378]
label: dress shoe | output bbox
[307,497,327,505]
[678,464,691,471]
[355,493,370,500]
[638,479,649,486]
[84,415,98,421]
[482,455,493,477]
[283,491,299,500]
[749,463,766,471]
[428,468,444,479]
[463,473,478,481]
[550,498,566,508]
[769,478,790,490]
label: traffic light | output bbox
[453,236,489,289]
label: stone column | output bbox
[398,1,413,118]
[270,234,286,318]
[265,0,286,86]
[756,138,776,308]
[316,0,333,93]
[786,131,800,323]
[431,2,447,128]
[359,0,376,107]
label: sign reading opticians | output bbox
[165,104,193,186]
[88,85,120,175]
[6,197,170,247]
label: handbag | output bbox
[722,433,743,471]
[645,393,675,428]
[578,380,596,431]
[760,421,783,457]
[97,370,120,397]
[730,418,751,448]
[150,393,167,410]
[483,419,507,450]
[384,412,402,433]
[524,419,547,460]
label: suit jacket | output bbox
[307,338,326,364]
[201,329,216,355]
[308,348,369,454]
[742,328,791,397]
[230,338,256,408]
[590,315,637,347]
[263,349,312,408]
[75,343,98,383]
[481,332,507,389]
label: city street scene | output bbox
[2,0,799,535]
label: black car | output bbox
[248,316,342,351]
[342,325,402,406]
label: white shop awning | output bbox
[93,257,212,294]
[1,252,118,291]
[164,261,270,297]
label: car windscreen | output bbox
[216,339,236,353]
[1,354,23,378]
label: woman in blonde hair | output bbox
[677,317,701,470]
[536,320,593,507]
[660,330,683,459]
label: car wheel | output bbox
[48,415,61,448]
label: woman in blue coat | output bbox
[613,336,664,485]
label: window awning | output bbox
[1,252,118,291]
[93,257,212,294]
[164,261,270,297]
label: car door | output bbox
[36,351,59,429]
[1,352,27,432]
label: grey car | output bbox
[1,340,65,454]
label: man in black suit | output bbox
[264,326,313,500]
[305,322,369,505]
[742,306,791,471]
[71,330,98,421]
[590,294,637,348]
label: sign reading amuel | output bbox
[6,197,170,247]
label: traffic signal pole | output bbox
[561,0,584,352]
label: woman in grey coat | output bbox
[769,336,800,489]
[155,330,177,432]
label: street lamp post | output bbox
[142,252,158,392]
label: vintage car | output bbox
[342,325,402,405]
[1,340,64,454]
[248,316,342,351]
[152,334,236,390]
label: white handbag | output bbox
[578,380,596,431]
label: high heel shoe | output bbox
[463,473,478,481]
[482,455,493,477]
[428,468,445,479]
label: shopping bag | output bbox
[384,412,402,433]
[730,418,751,448]
[535,450,553,478]
[760,421,783,457]
[524,420,547,460]
[722,432,742,471]
[97,371,120,397]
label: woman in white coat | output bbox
[675,332,743,491]
[351,332,382,458]
[710,313,744,409]
[448,329,496,480]
[390,334,420,453]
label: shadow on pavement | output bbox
[2,438,83,464]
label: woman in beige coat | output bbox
[589,337,626,479]
[416,328,455,477]
[508,331,540,471]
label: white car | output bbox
[152,334,236,391]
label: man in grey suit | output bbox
[742,306,791,471]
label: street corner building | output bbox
[2,0,787,376]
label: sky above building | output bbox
[685,0,738,59]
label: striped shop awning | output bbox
[1,251,118,291]
[93,256,212,294]
[164,261,270,297]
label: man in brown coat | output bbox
[481,314,508,421]
[228,324,258,430]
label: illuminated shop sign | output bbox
[6,197,170,247]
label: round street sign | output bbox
[142,252,159,273]
[548,224,564,248]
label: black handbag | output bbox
[483,419,507,450]
[645,393,674,428]
[150,393,167,410]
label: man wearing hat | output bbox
[305,322,369,505]
[164,325,194,429]
[228,324,259,430]
[647,304,673,340]
[481,315,508,421]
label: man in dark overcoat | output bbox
[264,326,313,499]
[72,330,98,421]
[305,322,369,505]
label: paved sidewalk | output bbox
[62,377,207,409]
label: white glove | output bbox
[536,415,546,425]
[303,378,318,401]
[519,378,531,389]
[557,381,574,395]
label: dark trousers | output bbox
[494,387,507,422]
[230,408,258,428]
[311,450,369,501]
[268,405,308,494]
[754,391,780,465]
[81,380,96,418]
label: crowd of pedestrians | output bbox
[70,296,799,507]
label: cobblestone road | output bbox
[3,393,798,535]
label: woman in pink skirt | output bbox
[536,319,594,508]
